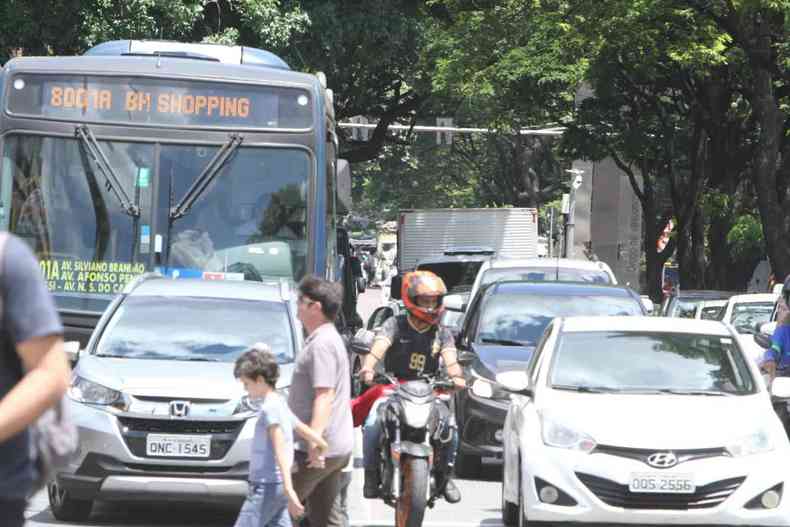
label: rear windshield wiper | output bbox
[552,384,621,393]
[480,337,529,346]
[76,125,140,217]
[170,134,243,220]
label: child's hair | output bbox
[234,342,279,387]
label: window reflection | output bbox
[551,331,755,394]
[477,293,643,345]
[97,296,294,363]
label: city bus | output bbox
[0,40,355,343]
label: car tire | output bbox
[48,481,93,522]
[454,449,482,479]
[502,452,520,526]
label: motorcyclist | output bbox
[358,270,466,503]
[763,275,790,382]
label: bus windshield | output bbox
[3,134,309,311]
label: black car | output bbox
[660,289,739,318]
[453,280,647,477]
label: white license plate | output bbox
[628,473,695,494]
[145,434,211,458]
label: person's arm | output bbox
[360,317,396,384]
[269,424,304,519]
[439,328,466,389]
[0,336,69,442]
[0,237,68,442]
[294,418,329,455]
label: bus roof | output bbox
[85,40,291,70]
[3,55,318,89]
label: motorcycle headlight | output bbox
[727,429,774,457]
[69,376,123,406]
[540,413,596,453]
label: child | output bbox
[234,343,328,527]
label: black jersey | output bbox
[374,314,455,380]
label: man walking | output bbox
[0,234,70,526]
[289,276,353,527]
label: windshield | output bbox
[476,291,643,345]
[481,266,612,286]
[3,134,309,311]
[551,331,755,395]
[96,295,295,363]
[729,302,774,334]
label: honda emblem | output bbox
[169,400,191,418]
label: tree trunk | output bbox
[748,19,790,280]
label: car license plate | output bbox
[146,434,211,458]
[628,473,695,494]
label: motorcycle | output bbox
[370,373,457,527]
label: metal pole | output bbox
[548,207,554,258]
[566,187,577,259]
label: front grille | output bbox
[117,417,245,460]
[576,472,745,510]
[593,444,729,466]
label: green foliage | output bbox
[727,215,765,260]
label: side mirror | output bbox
[771,377,790,398]
[351,329,375,355]
[443,294,464,312]
[457,350,477,366]
[760,321,778,337]
[754,332,772,350]
[390,274,403,300]
[640,296,654,315]
[64,340,80,365]
[496,370,531,395]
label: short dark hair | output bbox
[298,275,343,321]
[234,343,279,386]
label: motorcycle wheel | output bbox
[395,456,429,527]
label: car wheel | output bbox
[502,450,520,526]
[454,449,482,479]
[48,481,93,522]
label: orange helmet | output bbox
[401,271,447,325]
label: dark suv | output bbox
[453,281,646,477]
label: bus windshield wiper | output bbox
[170,134,244,220]
[76,125,140,217]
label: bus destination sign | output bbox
[8,74,313,129]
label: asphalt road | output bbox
[25,288,505,527]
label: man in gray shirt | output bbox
[0,234,70,526]
[288,276,353,527]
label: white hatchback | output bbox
[497,316,790,526]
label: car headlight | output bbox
[727,429,774,457]
[235,395,261,415]
[69,376,123,406]
[540,413,596,452]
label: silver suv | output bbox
[48,274,300,521]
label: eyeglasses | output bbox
[298,295,317,306]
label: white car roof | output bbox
[728,293,779,304]
[488,258,612,271]
[560,316,731,336]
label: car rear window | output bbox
[481,267,611,286]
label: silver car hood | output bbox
[76,355,294,401]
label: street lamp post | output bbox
[565,169,584,259]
